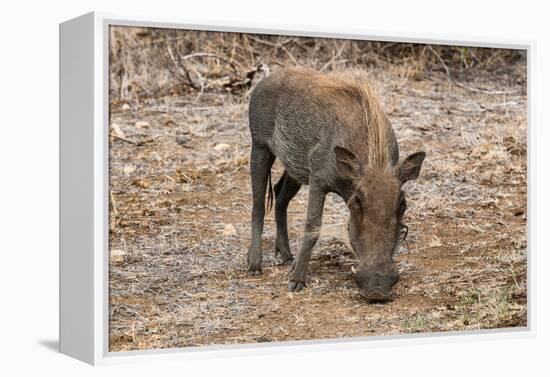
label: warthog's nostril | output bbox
[354,266,398,302]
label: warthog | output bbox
[247,67,425,301]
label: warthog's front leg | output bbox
[288,183,326,291]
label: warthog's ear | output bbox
[334,146,361,178]
[398,152,426,183]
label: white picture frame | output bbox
[59,11,535,365]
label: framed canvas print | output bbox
[59,12,532,365]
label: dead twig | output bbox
[320,41,347,72]
[110,133,138,145]
[166,43,200,90]
[179,52,240,74]
[427,45,451,79]
[110,190,119,217]
[454,81,512,95]
[279,44,299,66]
[116,188,142,227]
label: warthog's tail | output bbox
[266,170,274,214]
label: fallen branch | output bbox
[166,43,201,90]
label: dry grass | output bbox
[108,26,527,352]
[109,27,525,102]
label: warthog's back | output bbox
[249,67,398,186]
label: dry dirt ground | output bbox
[108,64,527,352]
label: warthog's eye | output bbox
[349,194,364,214]
[398,194,407,216]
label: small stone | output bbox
[111,123,125,138]
[181,183,193,192]
[123,165,136,174]
[122,103,131,111]
[214,143,231,152]
[135,121,150,129]
[451,151,467,160]
[133,179,151,189]
[110,249,125,263]
[222,223,237,236]
[176,135,190,146]
[164,119,176,127]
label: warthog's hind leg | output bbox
[247,143,275,276]
[274,171,302,265]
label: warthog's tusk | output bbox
[351,265,357,275]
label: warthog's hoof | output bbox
[248,270,261,276]
[278,255,294,266]
[247,262,262,276]
[288,280,305,292]
[274,244,294,266]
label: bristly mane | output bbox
[284,67,393,172]
[328,69,392,171]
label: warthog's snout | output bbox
[354,266,399,302]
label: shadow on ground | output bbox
[38,339,59,353]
